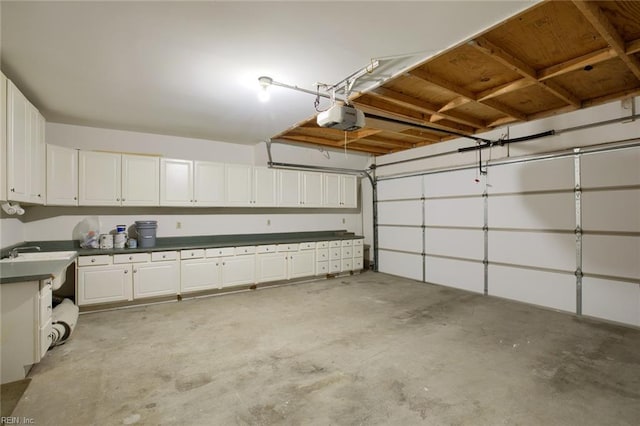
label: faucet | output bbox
[9,246,41,259]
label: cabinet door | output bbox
[225,164,252,206]
[133,261,179,298]
[180,259,220,292]
[253,167,277,206]
[341,175,358,208]
[221,255,256,287]
[288,250,316,278]
[160,158,193,206]
[323,174,341,207]
[194,161,225,206]
[122,154,159,206]
[256,252,287,283]
[79,151,122,206]
[46,144,78,206]
[302,171,323,207]
[77,265,133,306]
[6,81,31,203]
[277,169,301,207]
[1,72,6,202]
[29,109,45,204]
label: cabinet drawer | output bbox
[341,247,353,258]
[277,243,299,252]
[316,248,329,261]
[235,246,256,255]
[151,251,178,262]
[353,239,364,247]
[341,240,353,247]
[329,241,341,248]
[114,253,151,264]
[181,249,205,259]
[78,255,112,266]
[341,258,353,271]
[316,261,329,275]
[256,244,277,254]
[316,241,329,249]
[354,258,363,270]
[40,320,52,358]
[329,261,341,273]
[40,290,52,327]
[330,248,341,260]
[299,242,316,250]
[206,247,235,258]
[353,246,363,257]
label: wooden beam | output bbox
[408,69,477,100]
[338,142,391,155]
[572,0,640,80]
[486,115,520,128]
[351,135,416,149]
[438,96,472,113]
[538,47,617,81]
[582,87,640,108]
[401,128,444,142]
[279,135,387,155]
[627,38,640,55]
[480,98,527,121]
[476,78,535,101]
[282,134,342,147]
[342,129,385,146]
[469,36,581,107]
[369,87,486,129]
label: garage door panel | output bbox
[582,235,640,279]
[582,277,640,327]
[425,256,484,294]
[377,176,423,200]
[581,148,640,188]
[379,226,422,253]
[489,193,575,230]
[488,157,574,194]
[378,250,423,281]
[378,200,422,226]
[424,169,484,197]
[489,231,575,271]
[582,189,640,232]
[488,265,576,312]
[425,198,483,227]
[425,228,484,260]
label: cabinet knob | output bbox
[162,255,166,259]
[191,253,194,256]
[10,188,15,192]
[222,262,226,266]
[74,196,77,200]
[117,198,120,201]
[91,258,96,263]
[133,269,137,273]
[122,198,126,201]
[124,270,128,274]
[129,256,133,260]
[38,194,42,197]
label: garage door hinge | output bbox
[574,269,583,278]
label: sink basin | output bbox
[1,250,78,263]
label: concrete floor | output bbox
[11,271,640,425]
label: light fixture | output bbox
[257,76,272,102]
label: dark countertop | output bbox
[0,257,77,284]
[1,231,364,283]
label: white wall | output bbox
[2,123,369,246]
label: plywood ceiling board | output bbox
[495,84,568,115]
[385,77,455,107]
[484,1,607,70]
[421,44,523,94]
[553,59,640,100]
[447,100,505,123]
[598,0,640,41]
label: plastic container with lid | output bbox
[135,220,158,248]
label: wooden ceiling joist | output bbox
[572,0,640,81]
[469,36,582,107]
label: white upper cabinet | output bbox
[194,161,225,206]
[0,72,6,201]
[6,81,31,203]
[323,174,341,207]
[46,144,78,206]
[6,80,46,205]
[79,151,122,206]
[277,170,301,207]
[225,164,252,206]
[341,175,358,208]
[160,158,193,206]
[252,166,277,207]
[122,154,159,206]
[302,171,323,207]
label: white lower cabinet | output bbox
[221,254,256,287]
[181,258,221,293]
[77,264,133,306]
[288,248,316,278]
[256,251,288,282]
[1,278,53,384]
[134,258,179,298]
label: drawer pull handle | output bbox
[129,256,133,260]
[124,270,128,274]
[162,255,166,258]
[91,258,96,263]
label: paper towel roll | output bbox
[52,298,79,344]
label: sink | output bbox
[1,250,78,263]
